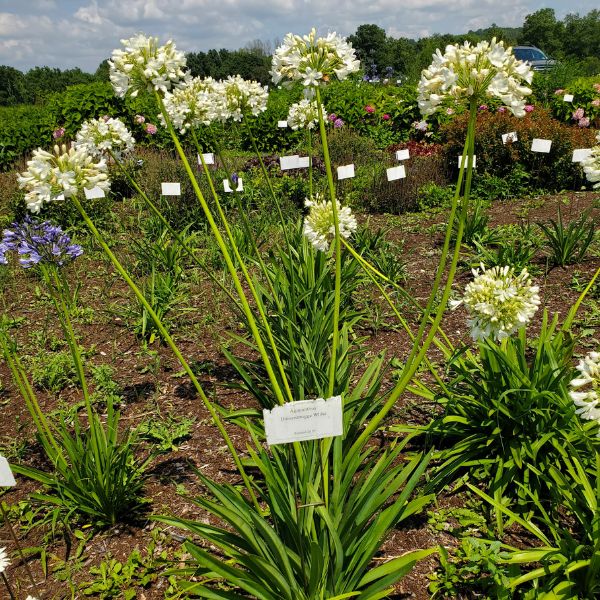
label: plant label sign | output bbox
[531,139,552,153]
[161,182,181,196]
[223,178,243,193]
[572,148,592,163]
[458,155,476,168]
[280,155,300,170]
[502,132,518,144]
[83,186,106,199]
[0,456,16,487]
[337,164,355,180]
[395,149,410,161]
[563,94,574,102]
[198,153,215,165]
[277,120,288,128]
[263,396,343,445]
[386,165,406,181]
[297,156,310,168]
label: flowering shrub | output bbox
[550,76,600,128]
[441,108,598,190]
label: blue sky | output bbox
[1,1,597,72]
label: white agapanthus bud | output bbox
[418,38,533,117]
[109,34,187,98]
[582,145,600,188]
[271,28,360,88]
[570,351,600,433]
[287,99,326,130]
[75,117,135,160]
[303,193,357,252]
[18,144,110,213]
[452,264,540,341]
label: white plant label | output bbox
[386,165,406,181]
[83,186,106,199]
[223,178,243,193]
[395,149,410,161]
[502,132,518,144]
[55,193,65,201]
[572,148,592,163]
[198,152,215,165]
[0,456,16,487]
[161,182,181,196]
[280,155,300,170]
[297,156,310,168]
[277,120,288,128]
[458,155,476,168]
[337,164,355,180]
[263,396,343,445]
[563,94,574,103]
[531,138,552,153]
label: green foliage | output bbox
[136,413,195,453]
[429,538,515,599]
[411,314,590,518]
[29,348,78,393]
[549,75,600,126]
[537,207,596,267]
[417,182,455,211]
[159,360,435,599]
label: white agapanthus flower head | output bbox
[160,76,221,132]
[0,546,9,573]
[303,193,357,252]
[418,38,533,117]
[453,264,540,341]
[582,145,600,188]
[570,351,600,433]
[214,75,269,122]
[109,34,187,98]
[75,117,135,160]
[17,144,110,213]
[271,28,360,88]
[287,99,326,130]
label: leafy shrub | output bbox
[548,75,600,128]
[417,182,455,211]
[441,108,598,191]
[0,104,55,170]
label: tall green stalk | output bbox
[70,193,260,511]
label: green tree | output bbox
[0,65,28,105]
[520,8,564,57]
[348,24,390,75]
[563,10,600,59]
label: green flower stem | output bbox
[70,193,260,511]
[154,93,287,410]
[192,131,294,406]
[306,128,313,199]
[344,100,478,467]
[108,150,241,311]
[341,239,449,391]
[564,265,600,330]
[315,87,341,400]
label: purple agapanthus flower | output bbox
[1,216,83,268]
[231,172,239,185]
[333,118,344,128]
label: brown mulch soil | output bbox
[0,190,599,599]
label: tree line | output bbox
[1,9,599,107]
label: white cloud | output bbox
[0,0,594,71]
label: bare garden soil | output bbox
[0,189,599,599]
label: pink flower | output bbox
[497,106,507,113]
[145,123,158,135]
[524,105,534,113]
[101,115,110,123]
[412,120,428,131]
[554,89,565,95]
[578,117,590,128]
[364,104,375,114]
[328,113,337,122]
[478,104,488,111]
[333,118,344,128]
[445,107,455,115]
[592,99,600,107]
[52,127,65,139]
[382,113,390,120]
[135,114,146,124]
[594,83,600,92]
[572,107,585,120]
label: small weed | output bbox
[136,413,195,453]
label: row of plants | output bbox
[0,32,599,599]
